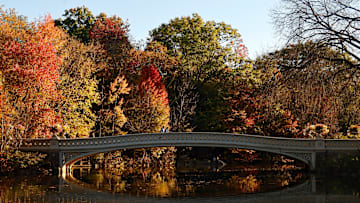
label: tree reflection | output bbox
[273,170,304,187]
[0,175,56,202]
[77,164,178,197]
[68,148,308,197]
[74,164,305,197]
[226,175,261,193]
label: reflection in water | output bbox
[0,175,57,202]
[3,148,360,202]
[69,147,306,197]
[71,165,306,198]
[226,175,261,193]
[2,171,360,202]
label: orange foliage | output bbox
[124,65,170,133]
[0,40,61,138]
[0,9,62,138]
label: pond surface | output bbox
[1,167,360,202]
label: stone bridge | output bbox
[18,132,360,173]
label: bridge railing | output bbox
[18,132,360,152]
[55,132,317,149]
[20,138,51,148]
[325,139,360,150]
[19,132,320,151]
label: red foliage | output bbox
[0,41,60,94]
[138,65,169,106]
[225,81,261,133]
[89,17,131,52]
[259,109,301,138]
[231,38,248,58]
[0,40,62,138]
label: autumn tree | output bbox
[256,41,360,136]
[0,10,62,139]
[0,72,18,151]
[56,36,103,138]
[224,66,263,134]
[0,10,66,174]
[87,14,132,136]
[124,42,196,131]
[56,6,133,136]
[33,13,107,138]
[89,14,131,65]
[96,75,130,136]
[272,0,360,69]
[271,0,360,136]
[124,65,170,133]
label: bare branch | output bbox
[273,0,360,68]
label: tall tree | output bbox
[224,67,263,134]
[125,42,197,131]
[124,65,170,133]
[0,12,62,138]
[168,70,198,132]
[272,0,360,69]
[56,37,103,138]
[97,75,130,136]
[88,14,132,136]
[89,14,131,63]
[150,13,250,131]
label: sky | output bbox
[1,0,284,59]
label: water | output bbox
[1,168,360,202]
[1,147,360,203]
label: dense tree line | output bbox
[2,1,360,172]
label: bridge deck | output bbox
[18,132,360,170]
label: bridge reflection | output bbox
[56,173,360,202]
[58,172,317,202]
[57,159,315,201]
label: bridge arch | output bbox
[54,132,316,170]
[20,132,360,173]
[23,131,360,173]
[63,144,312,170]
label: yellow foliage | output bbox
[57,36,101,138]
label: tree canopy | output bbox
[55,6,95,43]
[150,13,248,82]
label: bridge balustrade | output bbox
[18,132,360,171]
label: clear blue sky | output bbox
[1,0,283,59]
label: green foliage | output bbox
[195,80,229,132]
[150,13,255,132]
[55,6,95,43]
[150,13,247,82]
